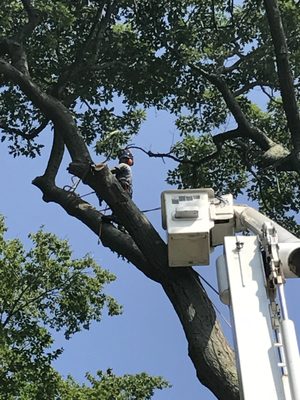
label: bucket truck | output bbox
[161,189,300,400]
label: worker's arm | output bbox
[110,167,119,174]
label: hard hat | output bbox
[118,148,134,162]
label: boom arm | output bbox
[234,205,300,278]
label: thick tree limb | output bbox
[43,128,65,183]
[32,176,158,281]
[191,65,274,151]
[0,39,29,75]
[17,0,42,43]
[0,59,91,163]
[53,161,239,399]
[264,0,300,152]
[0,0,41,75]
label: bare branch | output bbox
[260,85,282,104]
[127,145,220,166]
[264,0,300,151]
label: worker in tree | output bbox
[100,149,133,228]
[111,148,134,198]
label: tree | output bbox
[0,0,299,398]
[0,216,168,399]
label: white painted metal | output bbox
[223,236,287,399]
[279,311,300,399]
[216,255,230,305]
[161,189,215,266]
[210,194,235,246]
[234,206,300,278]
[161,189,235,266]
[161,190,300,399]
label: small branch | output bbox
[222,43,265,74]
[2,283,32,328]
[260,85,282,104]
[234,81,272,97]
[54,2,115,98]
[127,145,220,166]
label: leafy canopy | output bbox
[1,1,300,234]
[0,217,168,399]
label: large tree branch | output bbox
[264,0,300,152]
[54,1,115,98]
[32,177,159,282]
[191,65,274,151]
[33,163,239,399]
[0,39,29,75]
[17,0,42,43]
[43,128,65,183]
[0,59,91,163]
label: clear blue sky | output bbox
[1,107,299,400]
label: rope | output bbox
[197,272,219,296]
[63,164,92,194]
[193,271,232,329]
[79,191,95,198]
[142,206,161,213]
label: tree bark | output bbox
[64,161,240,399]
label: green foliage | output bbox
[1,1,300,230]
[0,217,169,399]
[58,370,170,400]
[167,135,248,197]
[0,217,121,398]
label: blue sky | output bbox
[1,106,299,400]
